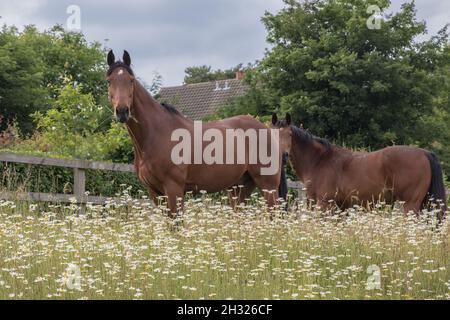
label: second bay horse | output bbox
[273,113,447,221]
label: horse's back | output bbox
[206,115,267,130]
[379,146,429,169]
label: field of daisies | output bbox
[0,191,448,300]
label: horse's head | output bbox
[106,50,135,123]
[271,113,292,158]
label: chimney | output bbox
[235,70,245,81]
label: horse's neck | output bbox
[291,139,329,181]
[126,82,188,159]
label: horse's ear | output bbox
[286,113,292,126]
[107,50,115,66]
[271,113,278,125]
[123,50,131,67]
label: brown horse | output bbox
[272,113,447,221]
[106,50,288,216]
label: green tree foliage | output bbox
[184,64,243,84]
[0,23,144,164]
[211,68,277,121]
[25,82,132,162]
[26,25,108,104]
[0,25,107,135]
[0,26,47,135]
[219,0,450,157]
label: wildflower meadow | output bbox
[0,191,448,300]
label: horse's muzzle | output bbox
[116,106,130,123]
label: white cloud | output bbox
[0,0,448,87]
[0,0,51,30]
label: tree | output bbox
[184,64,243,84]
[27,82,132,162]
[26,25,108,105]
[0,24,108,136]
[13,70,165,163]
[0,25,47,135]
[219,0,450,151]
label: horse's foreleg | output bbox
[163,182,185,218]
[266,190,278,208]
[148,189,160,206]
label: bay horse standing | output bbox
[272,113,447,221]
[106,50,288,216]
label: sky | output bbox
[0,0,449,87]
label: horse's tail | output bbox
[424,152,447,222]
[278,154,288,203]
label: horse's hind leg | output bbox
[238,176,256,205]
[230,173,256,209]
[401,189,424,216]
[398,184,429,217]
[403,201,422,216]
[250,175,279,208]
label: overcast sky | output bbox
[0,0,448,87]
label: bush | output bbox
[9,82,134,163]
[0,161,144,197]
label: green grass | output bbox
[0,194,448,300]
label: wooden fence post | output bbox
[74,167,86,214]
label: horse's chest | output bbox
[136,161,163,191]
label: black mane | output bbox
[276,119,332,151]
[161,102,182,115]
[106,61,134,77]
[291,126,332,151]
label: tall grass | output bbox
[0,193,448,300]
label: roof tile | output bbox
[158,79,247,120]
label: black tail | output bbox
[424,152,447,222]
[278,153,288,203]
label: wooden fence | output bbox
[0,153,305,205]
[0,153,135,205]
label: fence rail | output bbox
[0,153,305,205]
[0,153,134,172]
[0,153,136,205]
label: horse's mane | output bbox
[161,102,182,115]
[291,126,332,151]
[276,118,332,152]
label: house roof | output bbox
[158,78,248,120]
